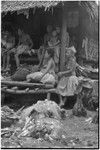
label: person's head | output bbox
[18,28,23,36]
[52,30,57,37]
[45,48,54,59]
[3,31,9,39]
[47,25,53,33]
[66,46,76,58]
[56,26,60,34]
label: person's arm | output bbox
[28,36,33,49]
[44,34,47,46]
[38,47,46,69]
[54,40,60,46]
[17,38,21,46]
[58,59,76,77]
[41,59,53,78]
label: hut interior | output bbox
[1,1,98,110]
[1,1,98,70]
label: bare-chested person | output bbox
[38,25,53,63]
[6,28,33,69]
[1,31,15,70]
[48,30,60,72]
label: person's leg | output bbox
[14,53,20,69]
[38,46,43,62]
[59,96,66,107]
[2,53,6,69]
[6,48,16,69]
[14,45,27,69]
[6,52,11,69]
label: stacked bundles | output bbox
[1,100,66,148]
[19,99,65,139]
[1,106,19,128]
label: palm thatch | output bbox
[1,1,60,12]
[79,1,98,21]
[1,1,98,20]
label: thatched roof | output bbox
[1,1,60,12]
[1,1,98,21]
[79,1,98,21]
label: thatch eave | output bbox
[1,1,60,13]
[1,1,98,22]
[79,1,98,21]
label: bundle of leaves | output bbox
[20,99,65,120]
[1,106,19,128]
[18,100,66,139]
[2,99,66,146]
[72,102,87,117]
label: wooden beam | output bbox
[60,5,67,71]
[1,88,57,95]
[1,81,54,89]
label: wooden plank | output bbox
[1,88,57,95]
[1,80,45,88]
[1,80,54,89]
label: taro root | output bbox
[72,92,87,117]
[19,99,65,140]
[2,100,67,145]
[92,110,98,124]
[72,80,93,117]
[21,99,64,120]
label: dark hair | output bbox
[47,48,54,58]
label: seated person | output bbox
[48,30,60,72]
[44,25,53,46]
[6,28,33,69]
[55,26,61,41]
[65,30,70,48]
[48,30,60,47]
[1,31,15,70]
[57,46,78,106]
[38,25,53,62]
[26,48,56,85]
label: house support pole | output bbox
[60,4,67,71]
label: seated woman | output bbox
[57,46,78,106]
[26,48,56,85]
[48,30,60,72]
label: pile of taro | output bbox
[1,100,67,148]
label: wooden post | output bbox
[60,5,67,71]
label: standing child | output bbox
[26,48,56,85]
[48,30,60,72]
[55,26,61,41]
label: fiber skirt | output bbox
[57,75,78,96]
